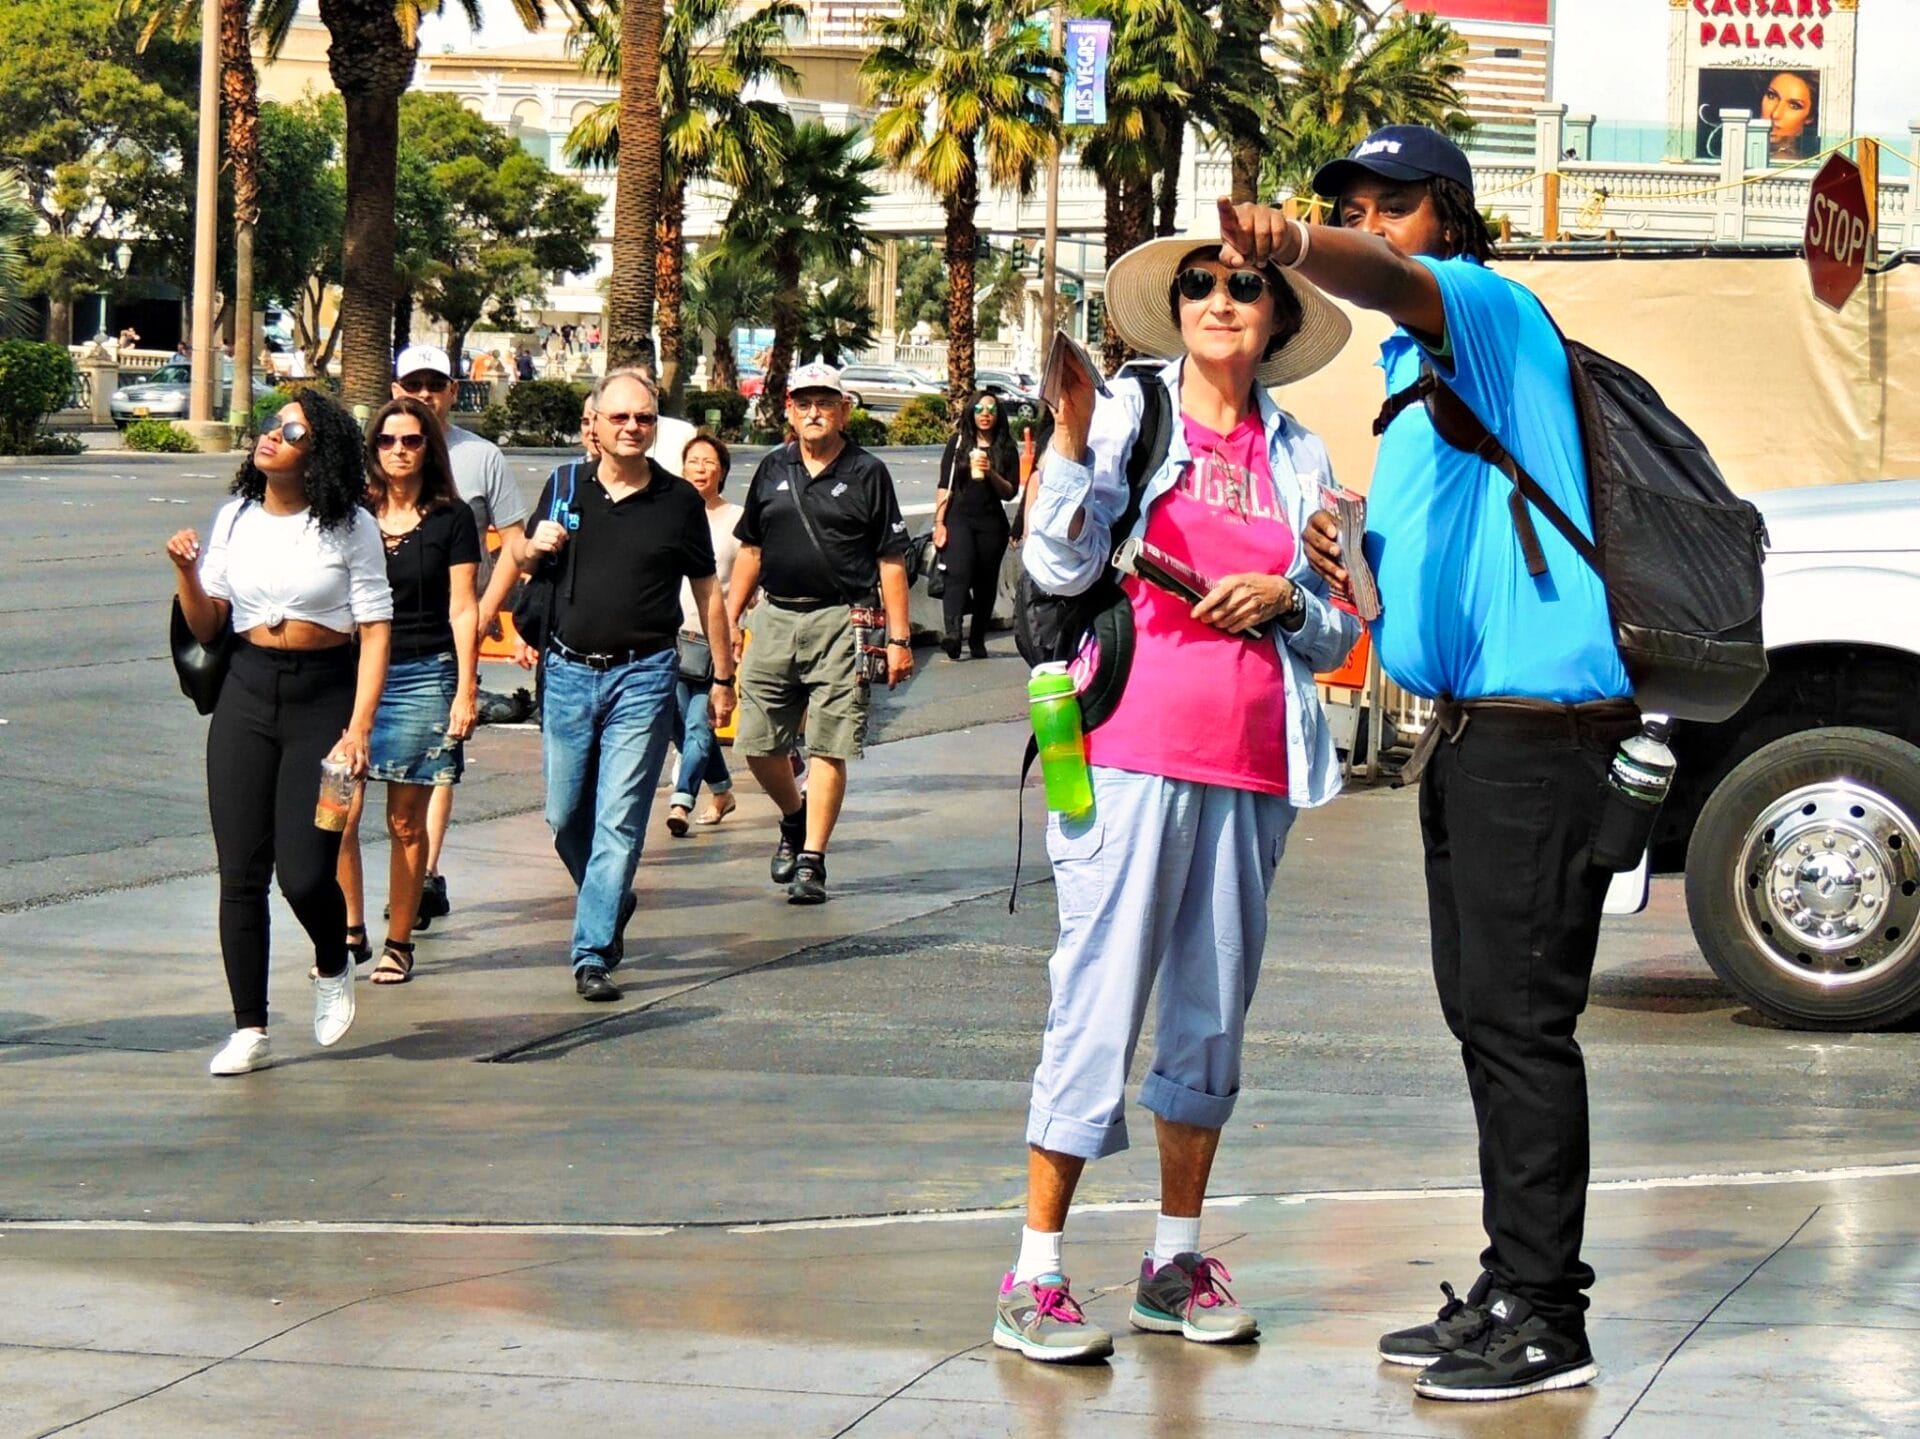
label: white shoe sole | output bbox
[209,1037,272,1076]
[1378,1349,1445,1367]
[991,1321,1113,1363]
[313,968,356,1047]
[1129,1305,1258,1343]
[1415,1360,1597,1401]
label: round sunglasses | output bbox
[376,432,427,451]
[1175,267,1271,306]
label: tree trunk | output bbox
[1100,179,1130,373]
[608,0,665,371]
[756,256,803,432]
[656,170,688,406]
[711,328,739,393]
[46,296,72,347]
[942,163,980,422]
[392,285,412,358]
[1155,116,1183,237]
[1230,142,1261,205]
[319,0,417,409]
[447,324,470,371]
[222,0,260,428]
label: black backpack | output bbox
[1375,330,1769,723]
[1012,361,1173,729]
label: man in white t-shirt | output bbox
[392,343,531,923]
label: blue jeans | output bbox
[669,677,732,811]
[541,648,678,971]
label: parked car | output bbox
[1649,479,1920,1031]
[110,363,275,428]
[738,365,765,400]
[836,363,943,411]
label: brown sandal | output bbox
[370,938,415,984]
[695,793,737,825]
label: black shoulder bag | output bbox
[170,501,249,716]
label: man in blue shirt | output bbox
[1221,128,1637,1403]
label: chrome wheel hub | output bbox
[1737,781,1920,989]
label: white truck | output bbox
[1657,479,1920,1030]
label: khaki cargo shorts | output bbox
[736,601,869,760]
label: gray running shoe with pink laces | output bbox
[1129,1252,1260,1343]
[993,1272,1114,1363]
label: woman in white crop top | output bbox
[166,387,393,1077]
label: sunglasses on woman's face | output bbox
[261,419,309,445]
[973,401,997,414]
[376,432,427,451]
[1176,267,1270,306]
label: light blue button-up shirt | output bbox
[1022,358,1361,810]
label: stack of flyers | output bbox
[1319,486,1382,623]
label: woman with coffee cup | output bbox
[333,397,479,984]
[933,389,1019,659]
[165,386,392,1076]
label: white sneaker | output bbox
[312,962,356,1047]
[209,1030,272,1076]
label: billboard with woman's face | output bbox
[1695,68,1820,163]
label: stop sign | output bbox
[1804,154,1872,312]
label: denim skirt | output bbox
[367,651,464,785]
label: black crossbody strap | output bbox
[785,450,866,607]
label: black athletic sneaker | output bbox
[1379,1274,1495,1367]
[770,804,806,885]
[1414,1296,1596,1402]
[787,851,827,905]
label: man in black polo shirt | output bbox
[523,369,736,1001]
[726,360,913,904]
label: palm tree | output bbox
[861,0,1056,415]
[718,119,878,427]
[1191,0,1285,205]
[0,171,33,334]
[681,243,773,392]
[606,0,664,371]
[565,0,799,402]
[1265,0,1471,198]
[800,281,876,367]
[123,0,265,420]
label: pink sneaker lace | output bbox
[1003,1273,1090,1327]
[1182,1256,1238,1317]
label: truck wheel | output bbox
[1685,727,1920,1030]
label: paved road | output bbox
[0,451,1009,912]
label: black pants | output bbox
[1418,708,1636,1331]
[207,644,357,1029]
[941,518,1008,645]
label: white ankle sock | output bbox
[1013,1226,1064,1283]
[1151,1213,1202,1267]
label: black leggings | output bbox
[941,518,1009,643]
[207,643,357,1029]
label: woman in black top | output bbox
[934,389,1020,659]
[336,397,480,983]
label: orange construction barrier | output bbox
[1317,630,1371,692]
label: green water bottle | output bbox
[1028,662,1094,817]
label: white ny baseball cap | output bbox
[786,359,845,396]
[394,343,453,380]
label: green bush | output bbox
[465,404,509,444]
[844,407,888,447]
[681,388,750,439]
[0,340,79,454]
[123,419,199,453]
[251,385,298,434]
[503,379,590,446]
[887,394,953,446]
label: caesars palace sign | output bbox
[1692,0,1834,50]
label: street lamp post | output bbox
[184,0,229,450]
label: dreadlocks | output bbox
[1429,176,1496,262]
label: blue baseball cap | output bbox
[1312,125,1476,199]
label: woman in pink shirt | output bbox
[993,230,1359,1363]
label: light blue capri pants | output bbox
[1028,765,1295,1161]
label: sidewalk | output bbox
[3,721,1916,1436]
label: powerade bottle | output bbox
[1028,663,1094,817]
[1609,715,1676,804]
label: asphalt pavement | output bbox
[4,452,1917,1437]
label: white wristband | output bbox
[1284,217,1312,270]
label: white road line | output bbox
[9,1162,1914,1240]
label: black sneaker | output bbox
[770,804,806,885]
[609,890,638,970]
[787,851,827,905]
[575,965,621,1002]
[417,873,450,929]
[1413,1297,1596,1402]
[1379,1273,1495,1367]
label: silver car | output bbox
[110,363,275,428]
[835,364,944,412]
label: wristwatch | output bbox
[887,636,913,648]
[1279,581,1308,630]
[712,676,736,688]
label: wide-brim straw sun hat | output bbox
[1102,232,1350,388]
